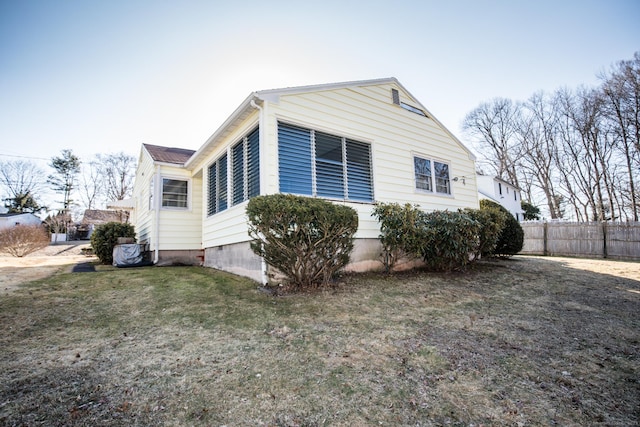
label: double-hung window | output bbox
[208,126,260,216]
[278,122,373,202]
[414,156,451,195]
[162,178,189,208]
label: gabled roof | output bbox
[0,213,38,218]
[185,77,464,169]
[183,77,475,169]
[143,143,195,165]
[81,209,125,224]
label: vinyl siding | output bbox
[131,151,156,245]
[157,167,202,250]
[200,115,260,249]
[131,150,202,251]
[198,81,477,248]
[265,83,478,214]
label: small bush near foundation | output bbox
[0,224,49,257]
[373,203,482,272]
[246,194,358,289]
[421,210,481,271]
[463,207,507,261]
[372,202,427,270]
[90,222,136,264]
[480,199,524,257]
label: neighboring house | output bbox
[476,173,525,221]
[75,209,128,239]
[130,78,479,282]
[0,213,42,229]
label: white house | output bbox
[476,173,525,221]
[0,213,42,229]
[129,78,479,282]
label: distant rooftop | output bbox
[143,143,195,165]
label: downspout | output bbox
[250,98,268,285]
[154,165,161,264]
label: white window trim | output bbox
[276,119,375,203]
[413,153,453,197]
[160,176,191,211]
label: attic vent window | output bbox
[391,88,400,105]
[391,88,427,117]
[400,102,427,117]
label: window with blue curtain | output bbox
[232,141,245,205]
[207,163,217,216]
[278,123,313,195]
[346,139,373,201]
[217,153,228,212]
[247,128,260,198]
[208,126,260,216]
[315,131,344,198]
[278,122,373,202]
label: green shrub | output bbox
[371,202,427,270]
[463,207,507,260]
[420,210,481,271]
[373,203,481,272]
[90,222,136,264]
[479,199,524,257]
[246,194,358,289]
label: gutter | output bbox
[154,165,160,264]
[249,98,269,286]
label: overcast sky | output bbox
[1,0,638,174]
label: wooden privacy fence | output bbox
[520,221,640,260]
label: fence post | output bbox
[602,221,608,259]
[543,221,548,256]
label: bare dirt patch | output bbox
[0,242,96,294]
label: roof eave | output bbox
[185,92,259,170]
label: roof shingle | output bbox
[143,144,195,165]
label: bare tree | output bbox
[96,152,136,202]
[78,160,105,210]
[0,160,46,213]
[517,92,565,218]
[462,98,522,186]
[600,52,640,220]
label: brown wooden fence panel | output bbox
[607,222,640,259]
[521,221,640,260]
[521,222,545,254]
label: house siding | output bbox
[157,168,202,250]
[131,79,479,280]
[266,83,478,212]
[200,81,477,250]
[131,150,202,252]
[132,151,156,246]
[200,115,260,249]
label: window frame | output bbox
[413,154,452,196]
[277,121,374,203]
[208,126,260,217]
[161,176,190,209]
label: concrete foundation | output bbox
[154,249,204,266]
[202,238,391,284]
[204,241,264,283]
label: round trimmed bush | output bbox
[90,222,136,264]
[246,194,358,289]
[480,199,524,257]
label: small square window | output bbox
[414,156,451,195]
[162,178,188,208]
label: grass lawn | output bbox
[0,256,638,426]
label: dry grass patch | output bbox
[0,256,638,426]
